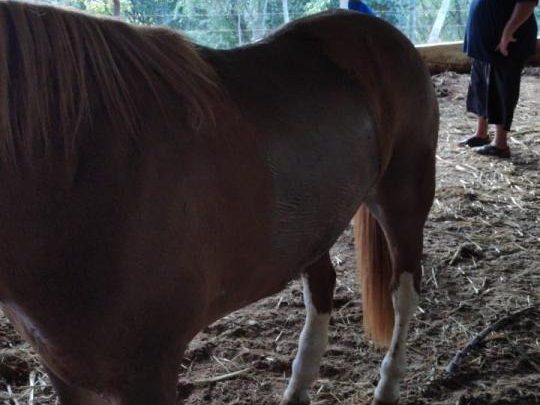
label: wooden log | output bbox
[416,39,540,74]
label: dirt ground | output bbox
[0,70,538,404]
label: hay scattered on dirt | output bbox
[0,70,538,404]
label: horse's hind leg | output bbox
[366,144,435,405]
[282,253,336,405]
[48,357,180,405]
[46,368,105,405]
[113,352,181,405]
[373,268,419,405]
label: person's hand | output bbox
[496,31,516,56]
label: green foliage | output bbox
[41,0,115,14]
[304,0,338,14]
[43,0,519,48]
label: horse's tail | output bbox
[353,205,394,347]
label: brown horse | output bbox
[0,2,438,404]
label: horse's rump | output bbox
[204,11,438,346]
[257,11,436,172]
[203,11,437,263]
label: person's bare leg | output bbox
[493,125,509,149]
[459,116,489,147]
[476,124,511,157]
[476,117,489,139]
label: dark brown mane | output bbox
[0,1,218,166]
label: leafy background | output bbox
[33,0,531,48]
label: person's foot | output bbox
[458,135,491,147]
[475,144,511,158]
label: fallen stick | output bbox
[446,305,538,374]
[193,367,251,385]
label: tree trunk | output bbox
[251,0,269,42]
[428,0,452,43]
[238,13,243,46]
[410,0,417,43]
[113,0,121,17]
[282,0,290,23]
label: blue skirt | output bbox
[466,58,524,131]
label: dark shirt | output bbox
[464,0,538,63]
[348,0,376,16]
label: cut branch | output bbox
[446,305,538,374]
[193,368,251,385]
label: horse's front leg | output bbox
[282,253,336,405]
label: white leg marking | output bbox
[374,272,419,404]
[283,276,330,404]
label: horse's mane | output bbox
[0,1,218,166]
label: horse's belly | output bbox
[265,120,379,268]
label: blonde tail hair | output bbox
[354,205,394,347]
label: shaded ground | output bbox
[0,70,538,404]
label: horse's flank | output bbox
[0,1,218,167]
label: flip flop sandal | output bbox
[475,144,511,158]
[458,135,491,147]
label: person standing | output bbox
[348,0,376,16]
[459,0,538,158]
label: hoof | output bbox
[371,399,398,405]
[281,394,310,405]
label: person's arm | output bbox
[497,1,537,56]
